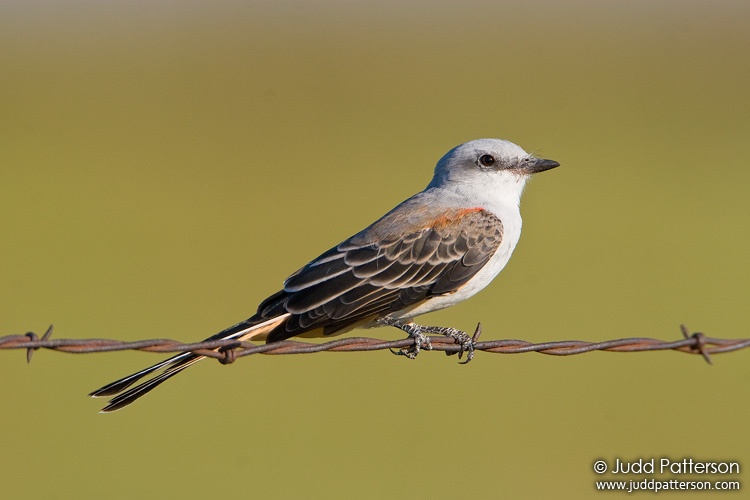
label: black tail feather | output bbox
[88,353,191,398]
[98,354,202,413]
[88,314,290,412]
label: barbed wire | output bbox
[2,324,748,366]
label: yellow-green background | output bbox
[2,1,748,498]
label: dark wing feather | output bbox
[265,208,503,342]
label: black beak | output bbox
[524,157,560,174]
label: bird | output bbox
[90,138,559,412]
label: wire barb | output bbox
[681,324,712,365]
[1,324,749,365]
[24,324,54,363]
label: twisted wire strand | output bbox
[1,324,744,366]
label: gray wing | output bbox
[261,208,503,341]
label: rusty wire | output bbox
[1,324,748,366]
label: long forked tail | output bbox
[89,314,290,413]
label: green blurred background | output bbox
[2,1,748,498]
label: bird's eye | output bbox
[478,154,496,167]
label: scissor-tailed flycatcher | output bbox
[90,138,559,412]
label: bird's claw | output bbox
[389,326,432,359]
[380,317,480,363]
[441,323,480,364]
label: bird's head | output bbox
[428,138,559,207]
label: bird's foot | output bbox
[377,318,480,363]
[421,323,480,364]
[377,317,432,359]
